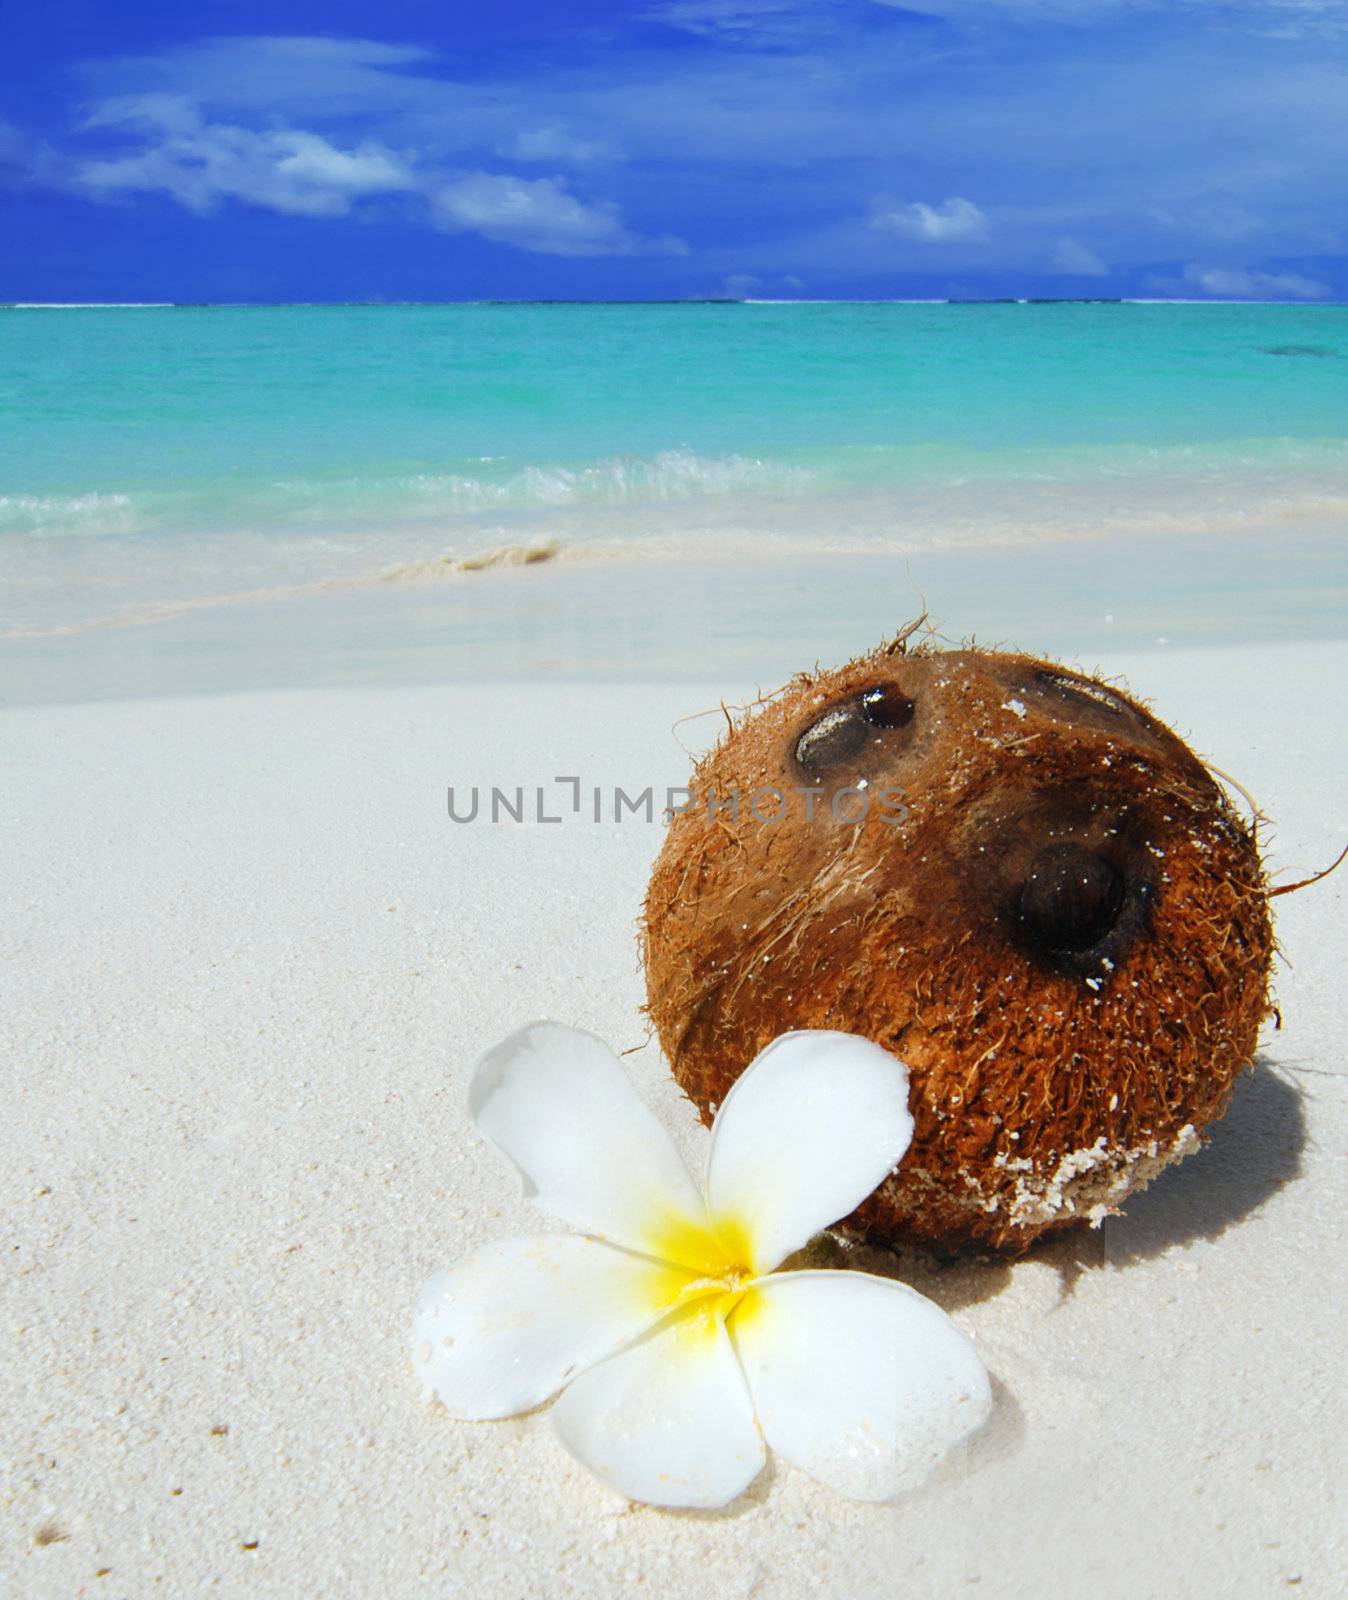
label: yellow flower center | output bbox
[640,1208,763,1341]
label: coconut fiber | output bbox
[642,641,1274,1253]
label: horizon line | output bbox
[3,296,1344,310]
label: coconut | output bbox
[642,639,1274,1254]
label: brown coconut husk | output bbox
[642,639,1275,1254]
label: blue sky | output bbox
[2,1,1344,301]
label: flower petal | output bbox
[411,1234,689,1420]
[705,1030,914,1272]
[551,1307,766,1508]
[468,1022,710,1261]
[729,1269,991,1501]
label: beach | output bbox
[5,302,1348,647]
[3,303,1346,1596]
[2,633,1345,1597]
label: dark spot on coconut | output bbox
[794,703,869,772]
[1016,844,1124,955]
[860,682,916,729]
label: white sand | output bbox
[3,641,1344,1597]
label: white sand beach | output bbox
[3,636,1345,1598]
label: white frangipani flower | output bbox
[411,1022,991,1508]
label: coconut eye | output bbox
[1033,669,1133,721]
[1015,844,1125,955]
[860,682,916,729]
[795,682,918,772]
[795,704,869,772]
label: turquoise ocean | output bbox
[2,301,1346,693]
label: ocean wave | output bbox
[0,491,138,537]
[280,449,817,515]
[1,450,816,543]
[9,437,1348,545]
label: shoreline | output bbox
[4,518,1346,709]
[8,487,1348,643]
[7,457,1348,625]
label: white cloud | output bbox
[1154,193,1266,243]
[1174,262,1330,298]
[65,88,667,258]
[871,0,1126,17]
[717,271,806,295]
[76,101,416,218]
[1051,236,1109,275]
[75,37,445,119]
[8,25,1345,291]
[871,196,989,242]
[1143,261,1331,298]
[0,120,58,187]
[651,1,831,45]
[654,0,1348,44]
[83,92,203,137]
[431,173,688,257]
[870,0,1348,34]
[495,127,614,167]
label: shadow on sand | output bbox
[660,1061,1305,1514]
[834,1056,1307,1313]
